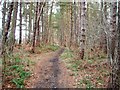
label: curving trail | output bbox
[25,48,76,88]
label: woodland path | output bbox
[25,48,76,88]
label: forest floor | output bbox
[25,48,76,88]
[3,44,111,88]
[24,45,110,88]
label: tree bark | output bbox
[36,3,44,46]
[48,1,53,44]
[32,2,38,53]
[9,2,18,52]
[70,3,73,48]
[109,1,120,88]
[1,2,14,55]
[73,1,77,46]
[108,1,117,65]
[2,1,6,35]
[1,2,14,85]
[28,3,32,44]
[79,0,86,59]
[19,2,22,45]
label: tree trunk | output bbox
[1,2,14,55]
[109,1,120,88]
[41,7,44,44]
[59,4,64,46]
[108,1,117,65]
[48,1,53,45]
[32,2,38,53]
[111,1,117,60]
[9,2,18,52]
[100,1,107,54]
[36,3,44,46]
[19,2,22,45]
[76,2,81,47]
[73,1,77,46]
[44,3,49,44]
[103,2,107,54]
[79,0,86,59]
[1,2,14,85]
[2,1,6,35]
[28,3,32,44]
[70,3,73,48]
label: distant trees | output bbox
[32,2,45,52]
[0,1,120,88]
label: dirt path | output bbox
[25,48,76,88]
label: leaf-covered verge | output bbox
[2,49,33,88]
[2,44,60,88]
[60,49,111,88]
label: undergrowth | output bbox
[3,53,31,88]
[60,49,73,60]
[60,48,110,88]
[38,44,60,52]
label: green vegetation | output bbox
[61,49,80,76]
[60,48,110,88]
[38,44,60,52]
[60,49,73,59]
[78,78,94,88]
[4,54,31,88]
[46,45,60,51]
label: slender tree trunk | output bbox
[48,2,53,44]
[41,7,44,43]
[19,2,22,45]
[60,6,64,46]
[28,3,32,44]
[70,3,73,48]
[77,2,81,47]
[73,1,77,46]
[109,1,120,88]
[103,2,107,54]
[100,1,107,54]
[36,2,45,45]
[108,1,117,65]
[79,0,86,59]
[36,3,43,46]
[9,2,18,52]
[32,2,38,53]
[2,1,6,35]
[1,2,14,55]
[111,1,117,60]
[45,3,49,44]
[1,2,14,85]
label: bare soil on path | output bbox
[25,48,76,88]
